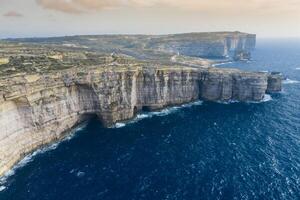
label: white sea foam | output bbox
[295,68,300,70]
[113,95,272,129]
[112,101,203,128]
[283,79,300,84]
[217,94,272,105]
[114,123,126,128]
[212,61,233,67]
[246,94,273,104]
[76,171,85,177]
[0,186,6,192]
[261,94,273,102]
[0,122,88,188]
[217,100,239,105]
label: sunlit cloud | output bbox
[1,0,299,38]
[36,0,124,13]
[35,0,300,14]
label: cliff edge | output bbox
[0,65,281,176]
[0,32,281,176]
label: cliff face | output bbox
[225,34,256,60]
[0,67,281,176]
[6,32,256,61]
[0,31,282,177]
[267,72,283,93]
[148,32,256,60]
[199,70,267,101]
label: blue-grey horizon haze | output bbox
[1,0,300,38]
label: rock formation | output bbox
[0,66,281,176]
[150,32,256,60]
[267,72,283,93]
[7,32,256,61]
[0,31,281,177]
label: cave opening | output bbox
[142,106,152,112]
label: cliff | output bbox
[0,65,281,176]
[147,32,256,60]
[0,31,281,177]
[6,32,256,61]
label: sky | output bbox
[0,0,300,38]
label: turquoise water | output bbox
[0,39,300,200]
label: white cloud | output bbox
[35,0,300,14]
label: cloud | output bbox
[3,11,23,17]
[35,0,300,15]
[35,0,244,13]
[36,0,123,13]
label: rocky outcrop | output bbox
[7,32,256,61]
[267,72,283,93]
[148,32,256,60]
[0,66,281,176]
[199,69,267,101]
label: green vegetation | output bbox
[0,32,254,77]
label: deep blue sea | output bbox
[1,39,300,200]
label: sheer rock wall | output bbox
[0,66,281,176]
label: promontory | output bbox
[0,32,282,176]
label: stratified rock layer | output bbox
[5,32,256,61]
[267,72,283,93]
[0,66,281,176]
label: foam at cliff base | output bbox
[283,78,300,84]
[0,123,88,190]
[113,101,203,129]
[261,94,272,102]
[246,94,272,104]
[217,94,272,105]
[0,186,5,192]
[212,61,233,67]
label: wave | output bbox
[283,78,300,84]
[247,94,273,104]
[114,123,126,128]
[0,186,6,192]
[261,94,273,102]
[112,101,203,129]
[212,61,233,67]
[217,94,272,105]
[216,100,239,105]
[295,68,300,70]
[0,122,88,190]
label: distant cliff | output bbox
[147,32,256,60]
[0,66,281,176]
[5,32,256,61]
[0,31,281,177]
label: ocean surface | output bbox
[1,39,300,200]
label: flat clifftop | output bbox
[5,31,254,43]
[0,31,255,76]
[0,64,281,176]
[0,32,281,177]
[2,31,256,65]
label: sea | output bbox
[0,39,300,200]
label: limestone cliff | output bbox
[0,66,281,176]
[0,31,281,177]
[6,32,256,61]
[151,32,256,60]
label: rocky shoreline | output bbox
[0,65,282,176]
[0,31,283,177]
